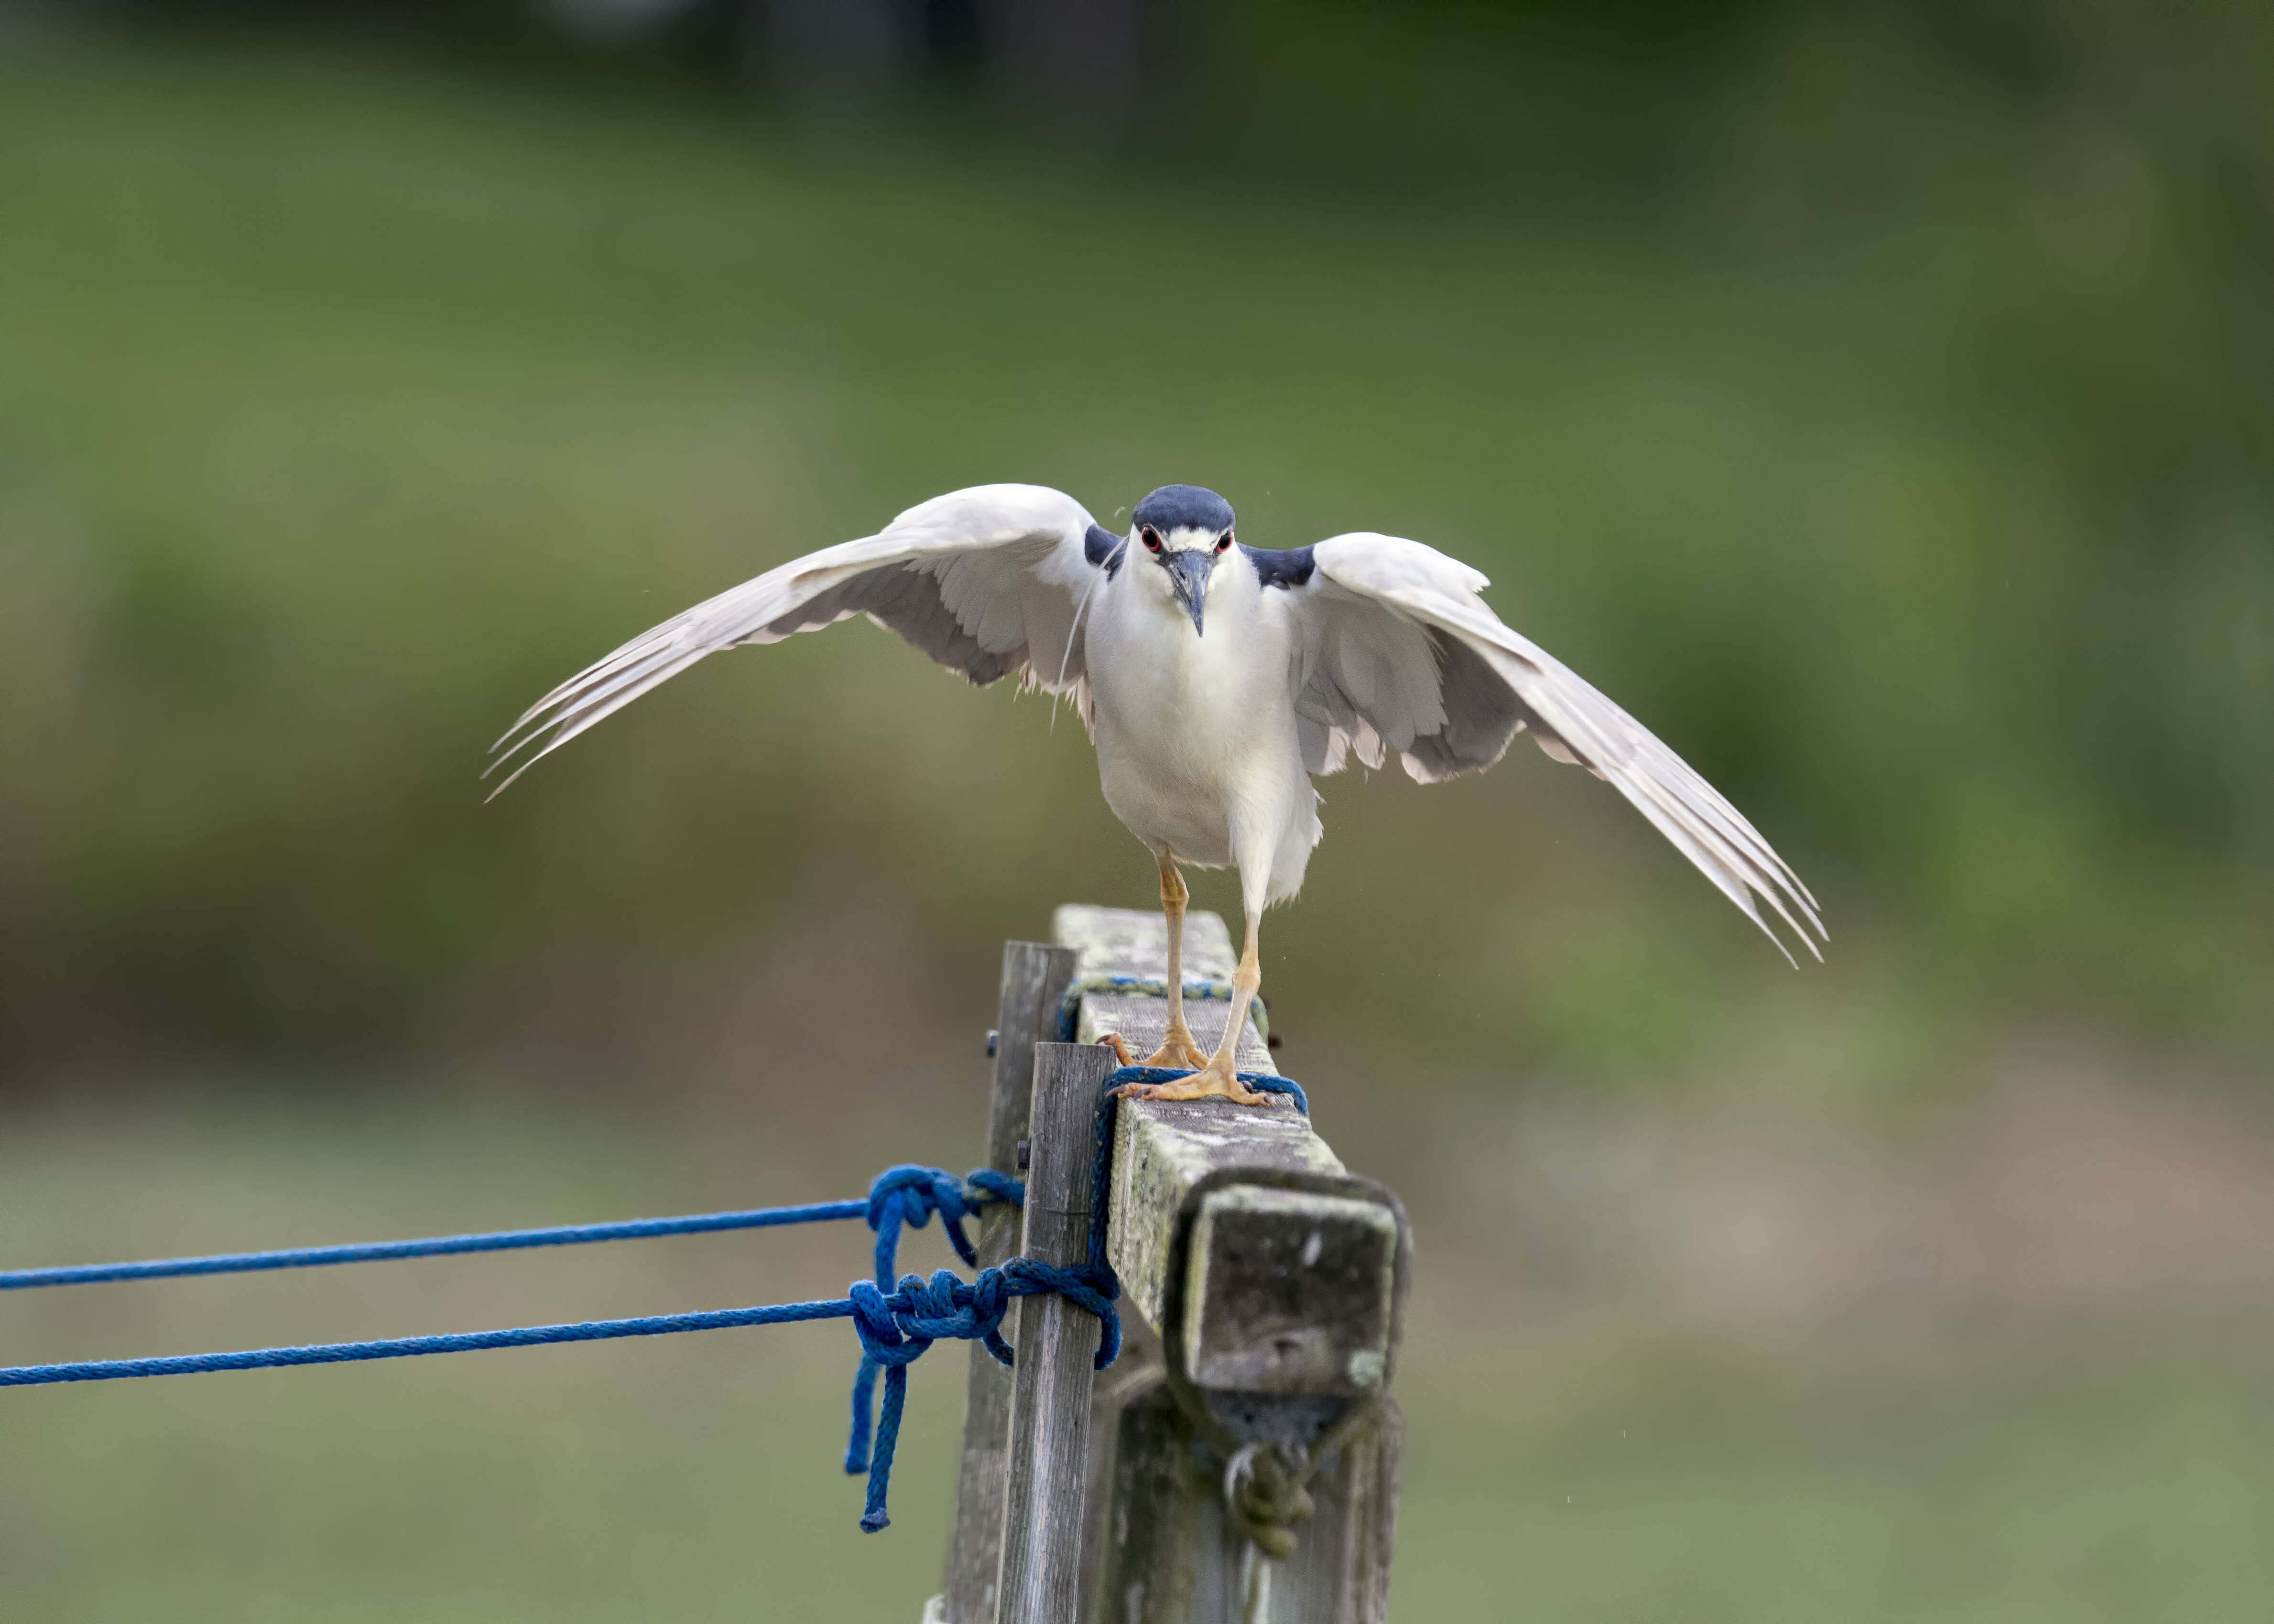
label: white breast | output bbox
[1084,557,1322,899]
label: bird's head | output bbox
[1130,485,1237,637]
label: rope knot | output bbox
[847,1278,928,1369]
[999,1256,1122,1369]
[1224,1441,1316,1561]
[888,1269,986,1345]
[960,1267,1017,1365]
[843,1065,1154,1535]
[864,1165,977,1275]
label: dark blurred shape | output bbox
[99,0,1176,113]
[746,0,922,98]
[725,0,1156,117]
[924,0,982,78]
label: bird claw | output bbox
[1097,1030,1213,1072]
[1139,1032,1212,1071]
[1112,1061,1273,1107]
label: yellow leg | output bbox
[1137,855,1211,1071]
[1116,910,1270,1106]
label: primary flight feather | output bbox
[493,482,1823,1101]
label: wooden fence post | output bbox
[936,942,1077,1624]
[995,1040,1119,1624]
[927,909,1407,1624]
[1059,906,1408,1624]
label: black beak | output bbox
[1164,550,1212,636]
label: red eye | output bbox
[1216,531,1233,552]
[1142,527,1162,552]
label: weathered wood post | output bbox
[938,942,1077,1624]
[995,1041,1119,1624]
[1061,906,1408,1624]
[928,909,1407,1624]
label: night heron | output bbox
[491,483,1823,1102]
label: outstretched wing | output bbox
[1278,531,1825,962]
[489,484,1110,793]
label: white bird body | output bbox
[1086,531,1319,909]
[493,480,1823,1101]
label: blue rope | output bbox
[0,1255,1119,1531]
[0,1177,1021,1293]
[841,1145,1123,1527]
[0,1202,856,1291]
[844,1258,1118,1531]
[842,1060,1307,1520]
[844,1164,997,1480]
[845,1057,1317,1530]
[0,1061,1318,1532]
[0,1299,854,1385]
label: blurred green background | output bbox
[2,1,2270,1618]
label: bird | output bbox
[490,482,1823,1104]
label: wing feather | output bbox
[489,484,1101,794]
[1298,532,1825,961]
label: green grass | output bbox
[4,1097,2268,1622]
[1398,1359,2274,1624]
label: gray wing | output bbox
[1284,531,1825,962]
[489,484,1104,793]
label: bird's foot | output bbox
[1140,1028,1212,1071]
[1095,1029,1210,1070]
[1112,1058,1272,1107]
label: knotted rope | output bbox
[1223,1440,1318,1560]
[1215,1401,1382,1624]
[846,1056,1306,1530]
[0,1054,1327,1541]
[844,1255,1119,1530]
[844,1161,1114,1531]
[0,1162,1120,1535]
